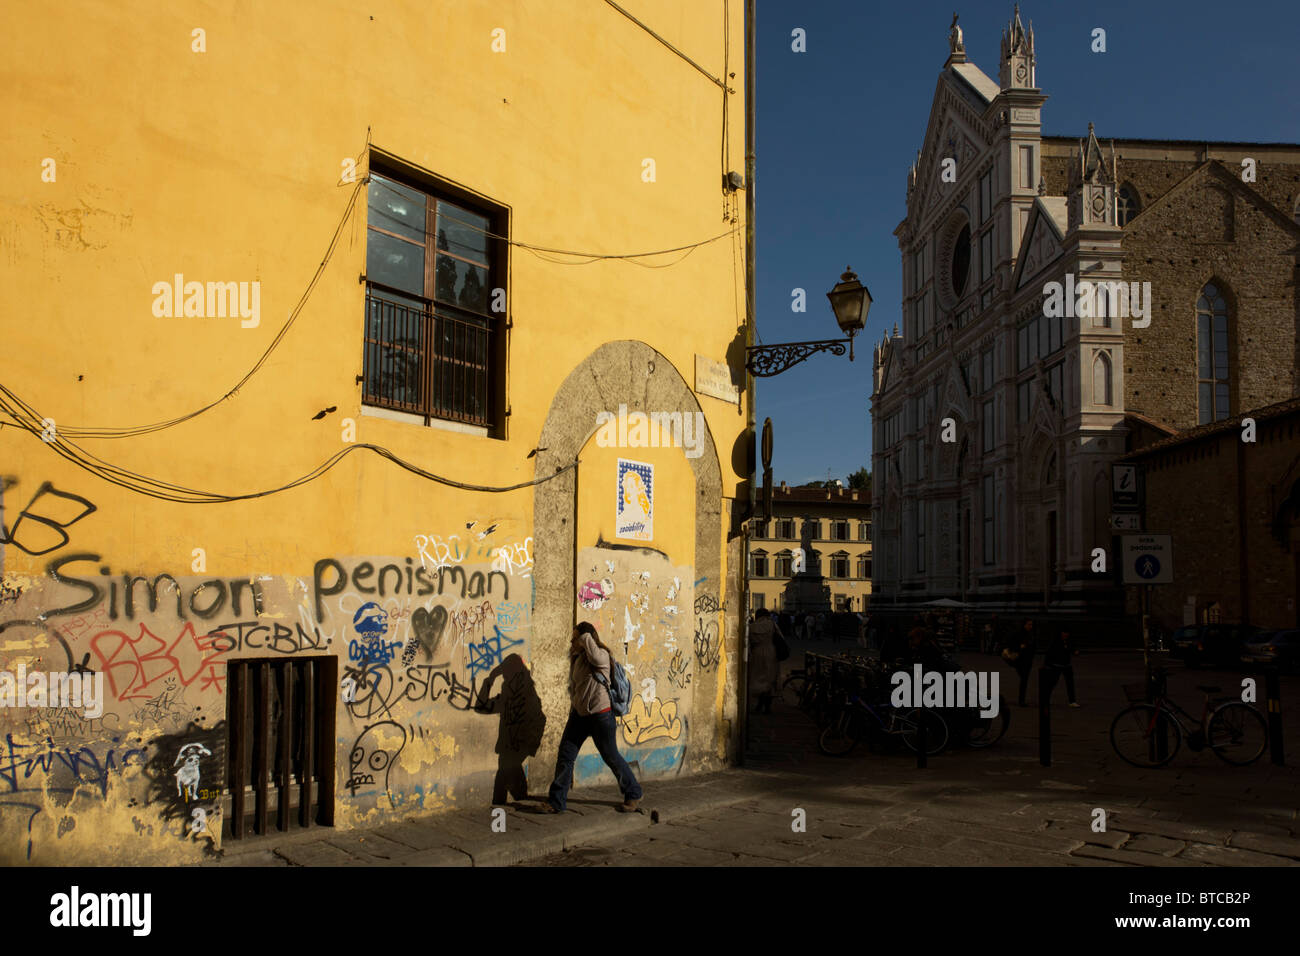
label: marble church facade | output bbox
[870,7,1300,630]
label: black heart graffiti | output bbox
[408,606,448,662]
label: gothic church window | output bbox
[1197,283,1231,424]
[1116,186,1139,226]
[1092,351,1113,406]
[952,225,971,297]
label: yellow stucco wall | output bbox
[0,0,747,863]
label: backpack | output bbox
[593,656,633,717]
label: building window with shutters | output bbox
[831,552,849,579]
[775,550,793,578]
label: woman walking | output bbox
[538,621,642,813]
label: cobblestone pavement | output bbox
[518,645,1300,867]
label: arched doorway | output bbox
[532,341,731,780]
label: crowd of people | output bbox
[747,608,1082,711]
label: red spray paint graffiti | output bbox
[90,622,230,701]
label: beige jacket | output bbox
[568,633,612,716]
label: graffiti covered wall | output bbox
[574,546,693,780]
[0,516,541,863]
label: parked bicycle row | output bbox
[782,652,1010,758]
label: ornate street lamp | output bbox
[745,268,872,377]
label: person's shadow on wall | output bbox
[474,653,546,804]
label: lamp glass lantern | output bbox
[826,267,872,358]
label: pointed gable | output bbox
[1125,160,1300,239]
[1012,197,1066,291]
[909,71,996,224]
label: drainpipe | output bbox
[739,0,756,763]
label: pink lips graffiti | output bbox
[578,578,615,610]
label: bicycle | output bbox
[783,652,870,728]
[818,688,948,757]
[780,669,809,709]
[961,695,1010,749]
[1109,671,1268,768]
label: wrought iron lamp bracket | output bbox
[744,337,855,377]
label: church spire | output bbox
[1076,122,1116,185]
[999,4,1036,90]
[1067,122,1120,230]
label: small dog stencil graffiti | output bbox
[175,743,212,801]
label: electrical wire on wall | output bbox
[0,382,578,502]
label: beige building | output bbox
[749,484,873,614]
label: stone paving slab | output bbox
[376,821,465,852]
[1124,833,1186,857]
[1070,846,1201,867]
[273,841,367,867]
[321,831,411,863]
[1227,831,1300,858]
[391,846,474,867]
[1043,821,1133,849]
[1179,843,1300,867]
[906,817,1087,855]
[1107,814,1234,845]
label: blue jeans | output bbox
[547,709,643,811]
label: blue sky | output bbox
[754,0,1300,486]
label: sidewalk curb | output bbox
[205,770,775,868]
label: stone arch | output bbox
[531,340,730,771]
[1092,350,1113,406]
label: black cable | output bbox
[0,390,577,501]
[370,176,739,262]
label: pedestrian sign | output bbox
[1121,533,1173,585]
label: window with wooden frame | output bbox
[830,552,850,579]
[363,167,508,432]
[775,550,793,577]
